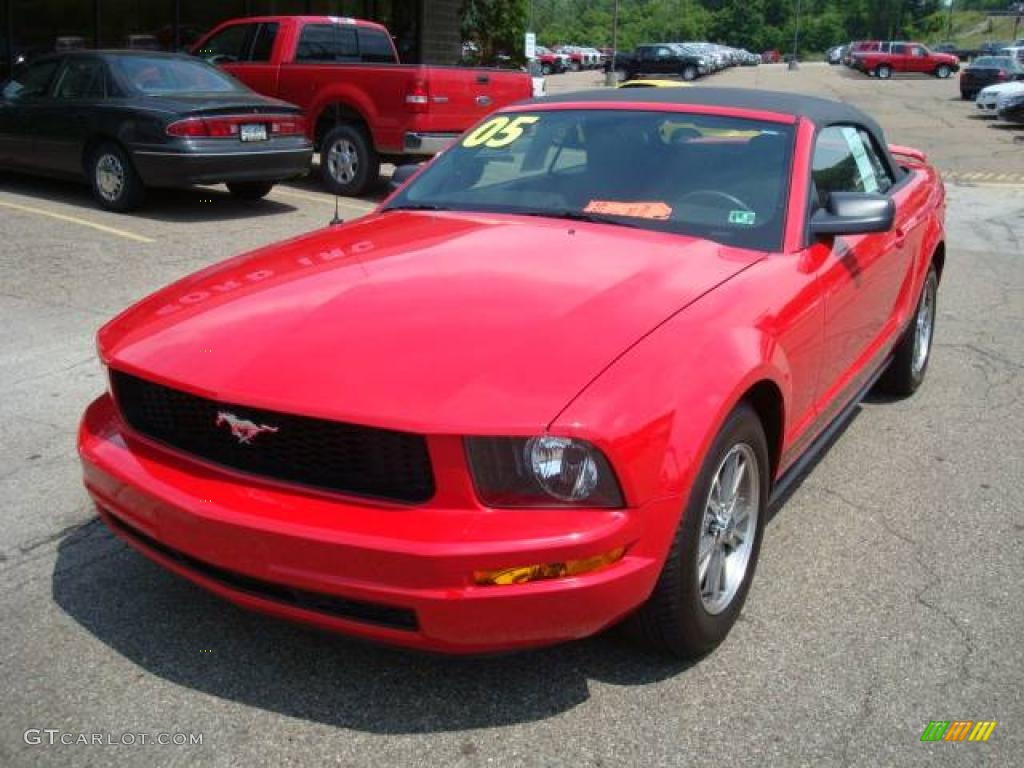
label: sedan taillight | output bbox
[166,114,305,138]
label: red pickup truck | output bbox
[193,16,533,195]
[852,42,960,80]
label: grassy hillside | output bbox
[931,11,1022,46]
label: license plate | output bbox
[239,124,268,142]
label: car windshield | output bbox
[111,55,244,95]
[385,109,795,251]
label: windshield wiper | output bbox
[517,210,645,229]
[382,203,453,212]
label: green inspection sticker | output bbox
[728,210,756,226]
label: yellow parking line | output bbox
[0,199,154,243]
[273,188,377,211]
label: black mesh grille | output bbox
[110,370,435,504]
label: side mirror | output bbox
[810,192,895,237]
[388,163,422,192]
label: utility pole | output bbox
[947,0,955,41]
[789,0,801,70]
[606,0,620,85]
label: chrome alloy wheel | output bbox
[912,272,937,377]
[698,443,760,615]
[326,138,358,184]
[95,153,125,202]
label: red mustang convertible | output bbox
[79,89,946,657]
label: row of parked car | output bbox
[612,42,760,82]
[532,45,607,75]
[0,15,538,211]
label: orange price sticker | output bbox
[584,200,673,220]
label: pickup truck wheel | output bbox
[89,142,145,212]
[541,63,552,75]
[876,64,892,79]
[321,124,379,197]
[226,181,274,200]
[878,265,938,397]
[682,64,698,81]
[570,61,581,72]
[623,403,768,658]
[935,64,952,79]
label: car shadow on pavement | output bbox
[51,520,693,734]
[0,173,298,223]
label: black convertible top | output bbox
[538,87,905,179]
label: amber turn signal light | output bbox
[473,546,626,586]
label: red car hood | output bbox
[100,211,763,433]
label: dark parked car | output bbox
[0,51,311,211]
[615,44,706,81]
[998,90,1024,123]
[959,56,1024,99]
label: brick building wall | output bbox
[419,0,462,64]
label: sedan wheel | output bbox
[936,65,951,79]
[89,142,145,212]
[682,65,698,81]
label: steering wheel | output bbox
[677,189,753,212]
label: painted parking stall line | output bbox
[0,199,155,243]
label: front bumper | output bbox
[78,395,669,653]
[131,143,312,187]
[402,132,460,156]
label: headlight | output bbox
[465,436,623,508]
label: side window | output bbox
[358,29,396,63]
[812,126,889,204]
[53,58,107,99]
[891,44,907,55]
[249,23,279,63]
[911,46,926,57]
[197,24,253,63]
[856,128,894,194]
[296,24,358,62]
[2,59,61,100]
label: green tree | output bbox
[461,0,529,63]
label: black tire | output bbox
[877,265,939,397]
[541,63,552,76]
[226,181,274,200]
[88,142,145,212]
[570,60,581,72]
[682,64,698,81]
[936,64,951,79]
[320,124,379,197]
[960,91,971,100]
[624,403,769,658]
[876,64,892,79]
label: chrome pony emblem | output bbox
[215,411,279,444]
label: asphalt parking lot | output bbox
[2,63,1022,767]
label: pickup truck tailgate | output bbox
[421,67,533,132]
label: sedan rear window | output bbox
[112,56,244,95]
[386,109,795,251]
